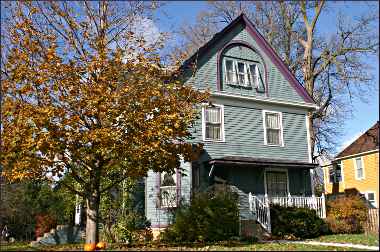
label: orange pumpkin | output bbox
[96,241,107,249]
[84,243,96,251]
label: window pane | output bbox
[226,60,233,71]
[249,64,257,86]
[368,193,375,201]
[266,113,279,129]
[206,124,221,140]
[237,62,245,73]
[161,172,176,186]
[355,158,363,178]
[225,60,235,84]
[267,129,280,145]
[266,171,288,196]
[205,107,220,123]
[329,168,335,183]
[161,186,176,207]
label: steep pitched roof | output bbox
[336,121,379,158]
[181,13,315,104]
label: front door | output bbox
[265,170,288,196]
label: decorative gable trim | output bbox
[241,15,314,103]
[180,13,315,104]
[217,40,269,95]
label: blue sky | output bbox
[154,1,379,155]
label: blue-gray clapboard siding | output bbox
[183,22,306,103]
[145,20,313,228]
[145,160,191,228]
[190,97,310,162]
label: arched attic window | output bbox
[220,43,266,93]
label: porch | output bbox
[206,156,324,234]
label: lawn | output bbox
[0,241,374,251]
[311,233,379,246]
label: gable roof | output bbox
[336,121,379,159]
[181,13,315,104]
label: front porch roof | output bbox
[209,156,318,169]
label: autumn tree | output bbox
[171,0,379,159]
[1,1,208,244]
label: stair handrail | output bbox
[249,193,271,233]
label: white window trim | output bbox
[353,156,365,180]
[159,171,178,209]
[202,104,225,142]
[262,110,284,147]
[223,58,262,88]
[264,168,290,196]
[364,191,377,208]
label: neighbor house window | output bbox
[202,105,224,142]
[160,171,177,208]
[223,58,263,89]
[365,192,376,207]
[263,111,283,146]
[354,157,364,180]
[329,161,342,183]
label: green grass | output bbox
[0,241,374,251]
[311,233,379,246]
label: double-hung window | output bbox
[263,111,283,146]
[365,192,376,208]
[160,171,177,208]
[354,157,364,180]
[202,105,224,142]
[224,58,262,89]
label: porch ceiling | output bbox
[209,156,318,169]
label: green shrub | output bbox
[326,195,368,234]
[160,189,239,242]
[270,204,328,239]
[104,212,152,244]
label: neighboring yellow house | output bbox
[322,121,379,208]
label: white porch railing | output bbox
[248,193,327,234]
[249,193,271,233]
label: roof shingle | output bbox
[336,121,379,158]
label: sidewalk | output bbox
[263,240,379,251]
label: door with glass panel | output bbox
[265,170,288,197]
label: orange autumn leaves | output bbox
[1,2,208,188]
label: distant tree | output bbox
[172,0,379,159]
[0,179,75,240]
[1,1,208,244]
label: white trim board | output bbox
[212,92,318,110]
[334,149,379,161]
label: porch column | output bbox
[310,169,315,197]
[75,194,81,226]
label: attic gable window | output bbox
[223,58,264,91]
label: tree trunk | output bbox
[85,193,100,244]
